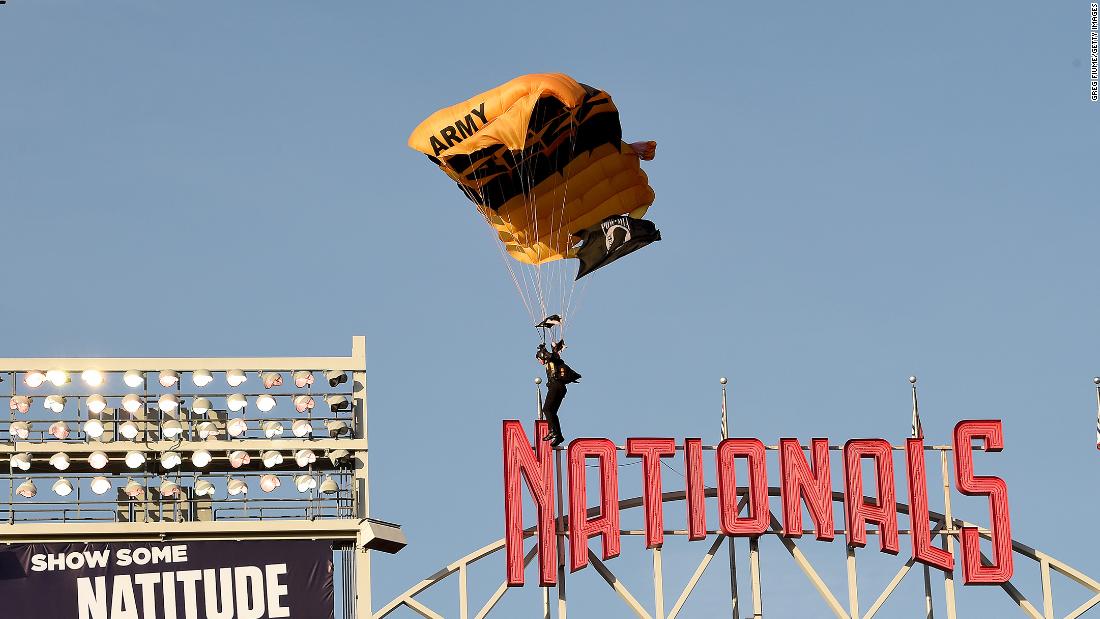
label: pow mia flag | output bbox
[572,215,661,280]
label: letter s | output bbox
[954,420,1012,584]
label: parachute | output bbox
[409,73,659,334]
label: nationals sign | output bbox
[503,419,1013,589]
[0,539,333,619]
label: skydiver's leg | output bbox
[542,380,566,442]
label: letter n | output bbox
[779,438,834,541]
[503,420,557,586]
[954,420,1012,584]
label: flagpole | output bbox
[1093,377,1099,450]
[536,377,545,420]
[910,375,923,440]
[720,377,740,618]
[910,375,934,619]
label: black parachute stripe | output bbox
[441,89,622,211]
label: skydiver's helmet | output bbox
[536,344,553,363]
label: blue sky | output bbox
[2,1,1099,616]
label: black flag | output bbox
[572,215,661,279]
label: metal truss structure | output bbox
[374,443,1100,619]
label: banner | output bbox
[0,539,334,619]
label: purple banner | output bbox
[0,539,334,619]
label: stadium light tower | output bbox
[0,336,403,618]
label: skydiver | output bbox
[536,339,581,447]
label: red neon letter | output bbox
[684,438,707,541]
[502,420,557,586]
[843,439,900,554]
[954,420,1013,584]
[779,438,835,541]
[568,438,621,572]
[906,438,953,571]
[627,438,677,548]
[716,438,769,536]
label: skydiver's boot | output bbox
[545,414,564,447]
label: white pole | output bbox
[720,378,740,619]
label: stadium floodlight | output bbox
[191,449,212,468]
[161,419,184,440]
[261,450,283,468]
[293,370,314,388]
[10,421,31,440]
[124,479,145,498]
[194,479,215,497]
[88,451,109,469]
[259,474,280,493]
[46,370,70,387]
[160,480,181,498]
[24,371,46,388]
[196,421,220,440]
[227,478,248,496]
[192,397,212,415]
[52,453,72,473]
[123,370,144,388]
[293,394,315,413]
[226,369,247,387]
[16,479,37,498]
[325,419,351,438]
[119,420,140,440]
[10,396,31,414]
[44,395,66,414]
[294,474,317,493]
[324,370,348,387]
[227,394,247,412]
[229,450,251,468]
[256,394,276,413]
[294,449,316,467]
[52,478,74,497]
[292,419,313,438]
[49,453,70,471]
[227,417,248,437]
[90,476,112,495]
[327,449,350,466]
[10,452,31,471]
[121,394,142,414]
[261,372,283,388]
[262,420,284,438]
[324,394,351,413]
[158,393,180,412]
[48,421,70,440]
[86,394,107,414]
[81,370,104,387]
[192,369,214,387]
[160,451,182,470]
[159,370,179,387]
[125,451,146,469]
[83,418,105,439]
[319,475,339,495]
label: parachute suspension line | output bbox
[517,127,549,323]
[553,113,580,342]
[466,155,538,324]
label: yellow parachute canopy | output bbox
[409,73,655,265]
